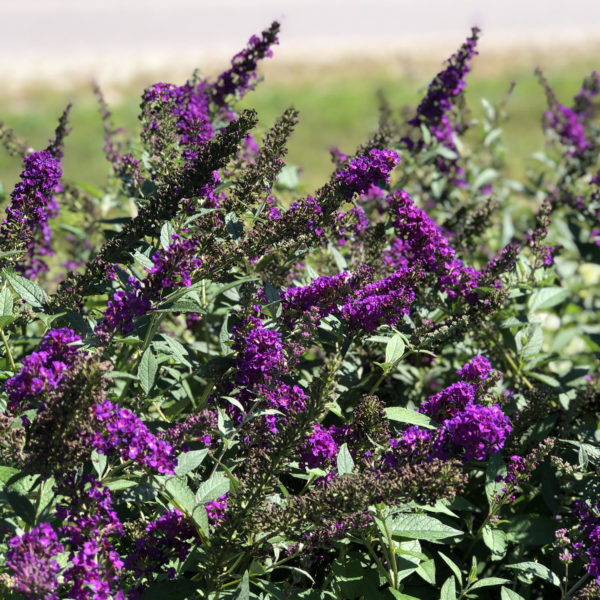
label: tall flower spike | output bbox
[0,106,70,278]
[7,523,64,600]
[405,28,479,186]
[211,21,280,107]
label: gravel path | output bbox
[1,0,600,87]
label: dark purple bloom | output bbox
[405,28,479,186]
[5,327,82,414]
[211,22,279,107]
[206,493,229,526]
[387,190,480,301]
[456,355,493,382]
[543,104,589,156]
[125,508,199,582]
[299,423,340,471]
[572,501,600,584]
[100,234,202,334]
[434,403,511,461]
[92,400,177,474]
[1,150,63,278]
[336,149,400,197]
[56,475,125,600]
[7,523,64,600]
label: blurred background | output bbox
[2,0,600,192]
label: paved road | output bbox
[1,0,600,86]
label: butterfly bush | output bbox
[0,21,599,600]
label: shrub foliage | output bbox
[0,21,599,600]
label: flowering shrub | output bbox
[0,21,599,600]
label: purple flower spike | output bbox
[7,523,64,600]
[5,327,82,414]
[1,150,63,278]
[456,355,493,382]
[211,22,280,107]
[336,149,400,197]
[92,400,177,474]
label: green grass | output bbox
[1,51,598,195]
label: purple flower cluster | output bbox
[7,522,64,600]
[572,501,600,584]
[92,400,177,474]
[387,190,480,301]
[405,28,479,185]
[234,319,287,386]
[56,475,125,600]
[5,327,82,414]
[543,104,589,156]
[147,234,202,291]
[436,403,511,461]
[256,382,308,434]
[102,284,152,335]
[211,22,279,107]
[283,266,415,333]
[1,150,63,278]
[206,493,229,526]
[125,508,199,582]
[101,234,202,334]
[299,423,341,471]
[143,80,214,163]
[340,270,415,332]
[336,149,400,197]
[456,354,492,382]
[396,358,511,462]
[573,70,600,119]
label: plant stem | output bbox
[0,328,16,372]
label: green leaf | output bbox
[336,443,355,476]
[138,347,158,394]
[91,450,107,478]
[385,334,406,364]
[436,146,458,160]
[155,298,205,314]
[385,407,436,430]
[416,558,436,585]
[506,562,560,587]
[141,578,198,600]
[470,577,511,590]
[0,287,13,316]
[0,315,16,328]
[485,452,507,507]
[196,474,230,505]
[132,250,154,270]
[235,571,250,600]
[192,504,209,536]
[3,489,36,524]
[501,587,526,600]
[156,335,191,368]
[527,286,570,313]
[482,525,507,561]
[160,221,176,250]
[438,551,462,586]
[174,449,209,477]
[515,324,543,358]
[275,165,300,190]
[328,243,347,273]
[225,212,244,241]
[2,269,48,308]
[164,476,196,516]
[390,591,420,600]
[440,575,457,600]
[219,313,231,355]
[390,513,463,541]
[473,168,498,190]
[0,466,20,484]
